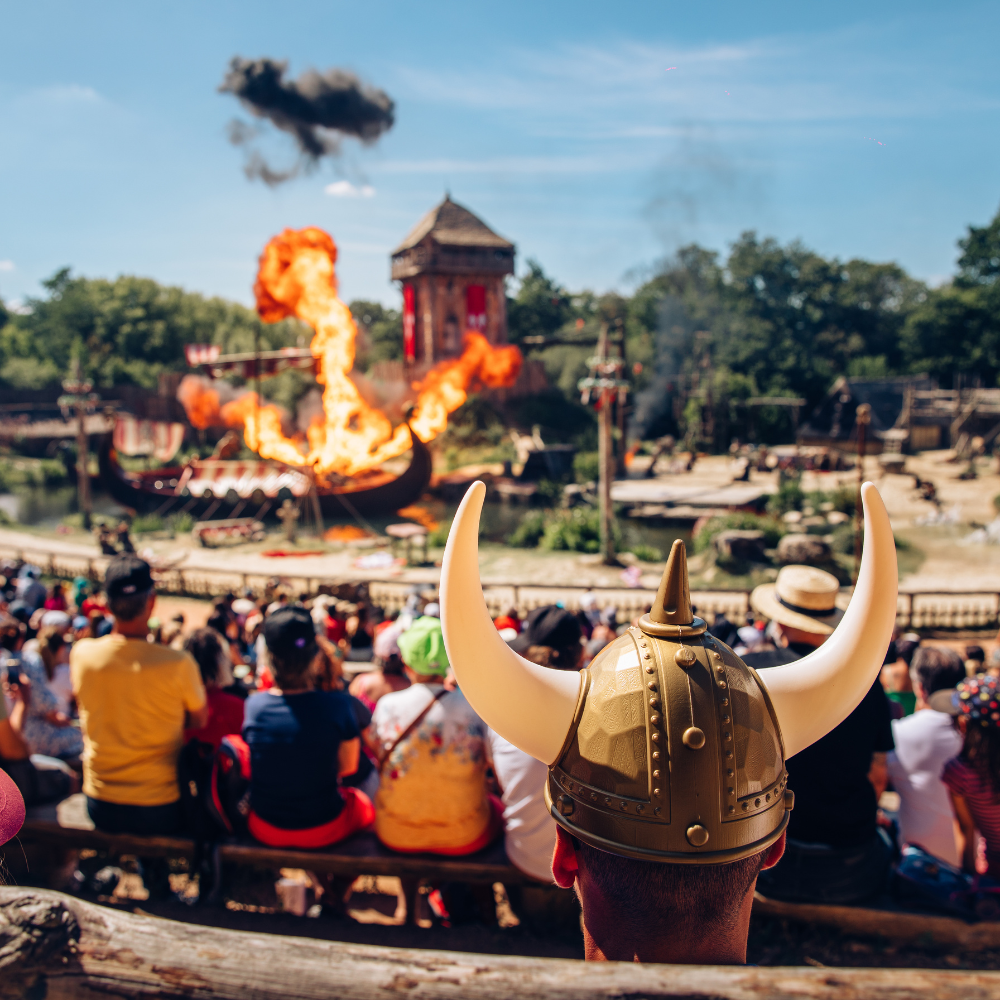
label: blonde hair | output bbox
[37,625,67,681]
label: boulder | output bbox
[777,533,833,565]
[714,529,767,562]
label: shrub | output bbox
[766,479,805,516]
[507,510,547,548]
[693,512,785,553]
[574,451,600,483]
[428,518,453,548]
[131,514,164,534]
[171,512,195,534]
[629,543,662,563]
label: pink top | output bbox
[942,757,1000,878]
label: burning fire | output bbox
[179,227,522,477]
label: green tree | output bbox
[349,299,402,369]
[0,269,304,390]
[507,260,573,345]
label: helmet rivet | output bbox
[722,714,730,724]
[649,696,660,708]
[682,727,705,749]
[620,801,628,810]
[651,732,661,743]
[765,793,771,802]
[591,792,598,801]
[647,680,657,690]
[654,807,661,816]
[643,652,652,659]
[726,769,734,777]
[652,769,660,778]
[727,786,734,795]
[755,797,761,807]
[605,797,612,806]
[650,713,661,726]
[651,750,661,760]
[742,802,749,811]
[645,665,655,674]
[637,804,644,813]
[728,806,736,814]
[686,824,709,847]
[675,647,696,668]
[557,794,575,816]
[721,698,729,707]
[723,732,732,742]
[717,680,727,689]
[725,750,733,759]
[653,787,662,797]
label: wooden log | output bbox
[1,889,998,1000]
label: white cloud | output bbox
[0,260,13,272]
[325,180,375,198]
[6,299,32,315]
[27,84,103,105]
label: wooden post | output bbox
[854,403,871,582]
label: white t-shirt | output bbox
[887,708,963,865]
[487,729,557,883]
[48,663,74,716]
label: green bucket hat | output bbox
[398,615,450,676]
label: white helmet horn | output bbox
[439,481,582,764]
[756,481,898,758]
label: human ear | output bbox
[551,825,579,889]
[760,830,786,871]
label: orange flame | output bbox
[181,226,522,476]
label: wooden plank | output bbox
[2,889,997,1000]
[18,819,196,859]
[753,892,1000,953]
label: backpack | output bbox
[209,734,252,837]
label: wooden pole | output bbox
[2,889,995,1000]
[596,323,616,566]
[76,401,91,531]
[854,403,871,582]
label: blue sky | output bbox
[2,1,999,310]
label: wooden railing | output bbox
[1,539,998,631]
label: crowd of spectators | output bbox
[2,553,1000,915]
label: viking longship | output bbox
[98,428,432,521]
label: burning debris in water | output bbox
[179,227,522,479]
[219,57,395,185]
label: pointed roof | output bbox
[393,196,513,254]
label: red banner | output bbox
[466,284,486,332]
[403,284,416,362]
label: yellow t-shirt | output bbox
[71,635,206,806]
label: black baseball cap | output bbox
[104,554,154,600]
[263,606,317,659]
[511,605,582,655]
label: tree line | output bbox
[1,204,997,447]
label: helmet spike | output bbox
[649,539,694,625]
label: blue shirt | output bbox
[243,690,359,829]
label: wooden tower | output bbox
[391,196,515,364]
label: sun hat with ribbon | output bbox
[750,565,846,636]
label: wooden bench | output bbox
[15,794,532,917]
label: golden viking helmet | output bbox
[440,481,898,864]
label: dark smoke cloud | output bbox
[219,57,395,186]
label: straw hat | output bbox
[750,565,846,635]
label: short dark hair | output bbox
[575,840,767,937]
[108,588,152,623]
[911,646,965,696]
[896,638,920,666]
[965,644,986,664]
[184,627,226,685]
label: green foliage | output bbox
[629,543,662,563]
[693,513,785,552]
[131,514,164,534]
[994,493,1000,513]
[506,510,548,548]
[171,512,195,534]
[766,478,806,516]
[807,485,857,516]
[574,451,600,483]
[0,457,68,490]
[540,507,607,553]
[507,261,573,345]
[350,300,403,369]
[0,269,304,390]
[510,390,596,448]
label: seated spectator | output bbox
[1,616,74,806]
[44,583,68,612]
[934,674,1000,879]
[493,606,521,635]
[182,628,245,748]
[17,626,84,762]
[71,555,207,898]
[489,607,582,884]
[15,567,46,614]
[372,615,500,855]
[80,588,108,618]
[344,602,374,662]
[887,647,965,864]
[709,611,740,648]
[965,644,986,678]
[349,619,410,712]
[747,566,895,904]
[242,607,373,848]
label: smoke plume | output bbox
[219,57,395,186]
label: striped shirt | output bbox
[942,758,1000,878]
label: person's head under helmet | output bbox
[439,481,898,964]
